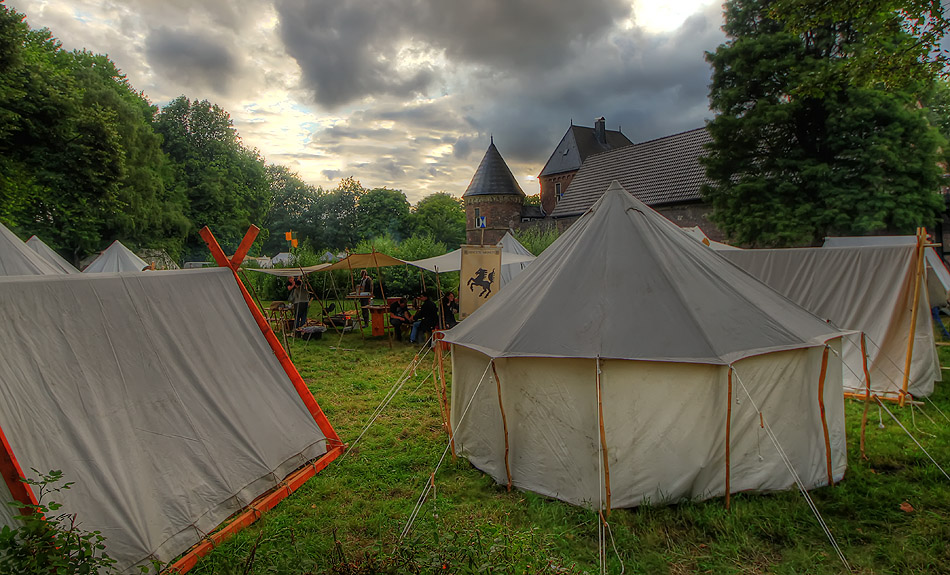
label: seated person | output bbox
[440,291,459,328]
[410,292,439,344]
[389,297,412,341]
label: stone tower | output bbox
[462,138,526,245]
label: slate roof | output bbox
[550,127,711,217]
[539,125,633,177]
[463,140,525,198]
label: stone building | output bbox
[462,138,526,245]
[538,117,632,215]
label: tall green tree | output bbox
[356,187,412,241]
[155,96,270,257]
[262,164,320,253]
[702,0,945,246]
[411,192,465,249]
[304,176,364,250]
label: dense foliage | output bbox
[703,0,947,246]
[0,5,465,265]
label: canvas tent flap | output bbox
[26,235,80,274]
[721,245,939,397]
[443,182,842,364]
[247,263,332,276]
[0,268,329,573]
[0,223,62,276]
[82,240,149,273]
[497,231,535,286]
[407,249,535,274]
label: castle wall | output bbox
[465,195,525,245]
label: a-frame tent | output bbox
[444,182,847,510]
[26,235,80,274]
[83,240,149,273]
[0,222,62,276]
[496,231,534,286]
[0,227,343,573]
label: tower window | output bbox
[555,182,562,201]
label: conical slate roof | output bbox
[0,223,61,276]
[444,181,841,364]
[83,240,149,273]
[462,140,525,198]
[26,236,80,274]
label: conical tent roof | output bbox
[83,240,149,273]
[26,235,80,274]
[0,223,61,276]
[444,181,841,364]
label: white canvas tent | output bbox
[681,226,742,251]
[443,182,846,509]
[0,223,62,276]
[26,235,80,274]
[823,235,950,307]
[408,246,535,282]
[0,268,341,573]
[496,231,534,286]
[721,245,940,399]
[82,240,149,273]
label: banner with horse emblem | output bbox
[460,245,502,319]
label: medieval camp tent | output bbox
[681,226,742,251]
[443,182,847,509]
[82,240,149,273]
[0,267,342,573]
[0,223,62,276]
[496,231,534,286]
[408,246,535,284]
[26,235,81,274]
[720,244,940,399]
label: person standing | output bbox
[287,276,310,329]
[358,269,373,326]
[440,291,459,328]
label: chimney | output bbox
[594,116,606,145]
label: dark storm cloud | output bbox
[146,28,240,94]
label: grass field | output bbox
[186,329,950,575]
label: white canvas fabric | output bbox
[82,240,149,273]
[721,246,940,398]
[0,268,329,572]
[496,231,534,286]
[0,223,62,276]
[26,235,80,274]
[407,249,535,275]
[444,182,846,508]
[681,226,742,251]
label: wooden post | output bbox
[817,346,834,485]
[435,332,455,459]
[901,228,926,407]
[859,333,873,459]
[595,357,611,516]
[725,367,733,510]
[491,361,512,491]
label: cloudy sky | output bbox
[10,0,727,203]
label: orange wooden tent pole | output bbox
[725,367,733,510]
[0,421,39,513]
[817,346,834,485]
[229,225,259,268]
[200,226,343,448]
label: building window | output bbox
[555,182,562,202]
[475,208,480,220]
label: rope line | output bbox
[397,360,493,545]
[341,338,434,460]
[876,398,950,481]
[731,367,852,572]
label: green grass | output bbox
[184,331,950,575]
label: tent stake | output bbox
[901,228,926,407]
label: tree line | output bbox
[0,5,464,266]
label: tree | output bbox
[305,176,364,249]
[411,193,466,249]
[262,164,319,253]
[702,0,946,246]
[356,187,412,242]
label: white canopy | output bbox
[0,223,62,276]
[83,240,149,273]
[496,231,534,286]
[0,268,333,572]
[26,235,80,274]
[445,182,846,508]
[408,248,535,275]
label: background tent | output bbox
[26,235,80,274]
[0,223,62,276]
[822,235,950,308]
[721,245,939,399]
[0,268,340,573]
[82,240,149,273]
[681,226,742,251]
[444,182,846,509]
[408,246,535,281]
[496,231,534,286]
